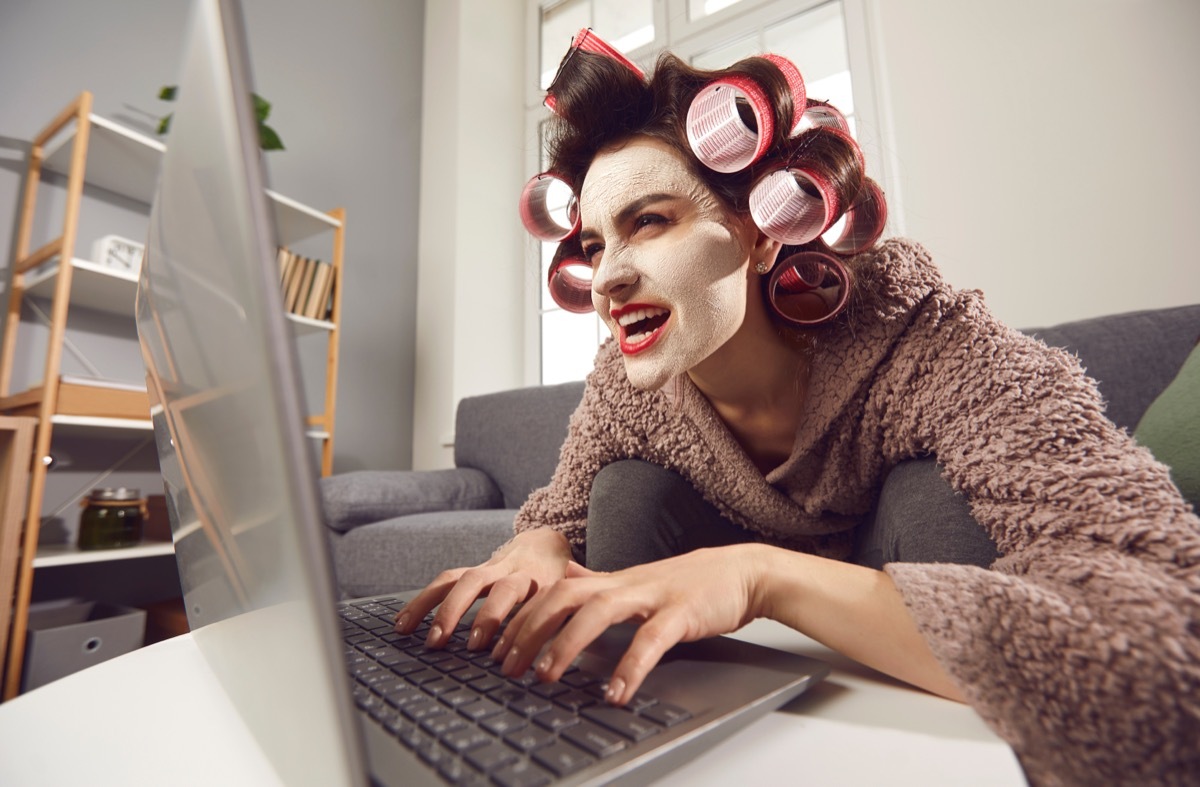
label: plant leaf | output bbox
[258,124,284,151]
[157,114,172,135]
[159,85,177,101]
[252,93,271,123]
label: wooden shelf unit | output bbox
[0,92,345,700]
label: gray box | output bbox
[22,599,147,692]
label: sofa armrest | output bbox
[319,468,503,533]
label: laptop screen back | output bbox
[135,0,364,783]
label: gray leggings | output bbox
[585,459,1000,572]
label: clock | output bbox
[91,235,145,274]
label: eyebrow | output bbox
[579,192,678,243]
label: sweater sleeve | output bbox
[513,342,630,560]
[878,292,1200,782]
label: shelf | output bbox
[42,113,341,246]
[51,415,153,435]
[15,257,336,331]
[33,541,173,568]
[23,257,137,315]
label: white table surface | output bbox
[0,618,1026,786]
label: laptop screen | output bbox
[135,0,364,783]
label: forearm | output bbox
[750,543,966,702]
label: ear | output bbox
[745,221,782,273]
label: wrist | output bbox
[742,543,783,622]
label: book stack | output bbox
[277,247,335,320]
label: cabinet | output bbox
[0,92,345,699]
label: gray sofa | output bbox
[322,304,1200,598]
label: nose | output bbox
[591,249,638,300]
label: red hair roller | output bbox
[760,54,807,135]
[825,180,887,255]
[547,255,594,314]
[545,28,644,113]
[767,251,850,326]
[519,172,580,242]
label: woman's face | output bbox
[581,136,761,390]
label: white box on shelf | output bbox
[90,235,145,276]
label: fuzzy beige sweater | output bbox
[513,238,1200,784]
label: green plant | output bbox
[155,85,284,151]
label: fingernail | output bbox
[606,677,626,705]
[492,635,507,661]
[468,627,483,650]
[426,623,443,646]
[501,647,520,674]
[536,654,553,676]
[394,613,409,632]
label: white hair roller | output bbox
[685,75,776,173]
[749,167,839,245]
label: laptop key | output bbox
[465,742,519,774]
[508,694,553,717]
[480,710,527,736]
[641,702,692,727]
[553,690,595,712]
[458,698,505,721]
[504,725,556,754]
[443,726,493,754]
[582,705,663,742]
[532,707,579,733]
[532,741,597,777]
[439,756,488,786]
[439,688,478,709]
[561,721,628,758]
[492,758,554,787]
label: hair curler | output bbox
[545,28,644,113]
[749,167,839,245]
[825,179,887,256]
[767,251,850,326]
[760,54,807,134]
[519,172,580,242]
[547,254,595,313]
[685,75,776,173]
[801,99,850,135]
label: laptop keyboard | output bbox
[339,597,693,786]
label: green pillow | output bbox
[1135,340,1200,509]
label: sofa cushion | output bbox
[330,510,515,597]
[1023,304,1200,431]
[1135,339,1200,508]
[455,381,586,508]
[320,468,502,533]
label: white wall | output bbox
[865,0,1200,327]
[413,0,526,469]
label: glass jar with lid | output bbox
[78,488,146,550]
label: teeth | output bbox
[617,307,668,327]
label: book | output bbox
[303,262,333,320]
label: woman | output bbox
[398,30,1200,783]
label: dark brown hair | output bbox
[544,47,884,327]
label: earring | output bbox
[755,260,771,275]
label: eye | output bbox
[634,213,668,230]
[582,242,604,262]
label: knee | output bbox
[586,460,689,572]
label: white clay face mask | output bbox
[582,137,753,390]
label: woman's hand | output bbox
[491,545,768,706]
[394,527,573,651]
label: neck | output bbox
[686,303,810,474]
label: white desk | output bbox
[0,618,1025,786]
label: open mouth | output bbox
[615,305,671,354]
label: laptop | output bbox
[134,1,829,784]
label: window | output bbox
[526,0,878,385]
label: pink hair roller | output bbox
[825,180,887,255]
[768,251,850,326]
[519,172,580,242]
[761,54,807,135]
[545,28,644,113]
[801,99,851,135]
[686,75,776,173]
[547,255,594,314]
[749,167,839,245]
